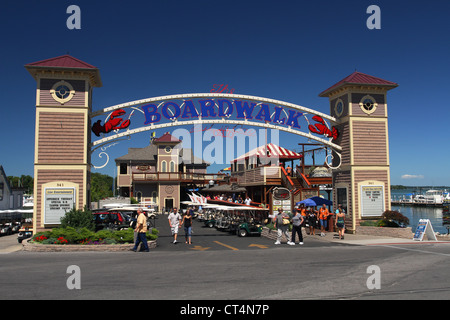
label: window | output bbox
[359,95,377,115]
[335,99,344,117]
[336,187,348,213]
[170,161,176,172]
[119,163,127,175]
[161,161,167,172]
[50,80,75,104]
[136,191,142,203]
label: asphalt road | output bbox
[1,218,450,304]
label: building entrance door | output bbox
[165,198,174,211]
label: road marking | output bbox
[189,245,210,251]
[377,245,450,257]
[213,241,239,251]
[249,244,269,249]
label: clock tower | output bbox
[26,55,102,232]
[319,72,398,232]
[154,132,181,211]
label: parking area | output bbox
[152,215,351,252]
[0,234,22,253]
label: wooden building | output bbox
[116,132,222,211]
[229,143,332,213]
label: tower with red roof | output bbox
[25,55,102,232]
[320,71,398,232]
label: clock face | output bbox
[165,146,172,153]
[165,185,174,194]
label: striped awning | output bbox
[232,143,303,162]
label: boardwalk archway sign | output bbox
[26,55,397,233]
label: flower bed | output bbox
[23,226,159,252]
[22,238,157,252]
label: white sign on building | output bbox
[360,185,385,217]
[44,188,76,224]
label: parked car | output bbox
[101,207,157,230]
[92,210,132,231]
[9,222,21,233]
[0,224,13,236]
[17,225,33,243]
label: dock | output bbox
[391,201,445,207]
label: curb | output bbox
[21,238,157,252]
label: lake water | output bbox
[391,188,448,234]
[321,188,449,234]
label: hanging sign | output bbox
[413,219,437,241]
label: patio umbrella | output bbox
[308,196,332,206]
[296,198,317,207]
[296,196,332,207]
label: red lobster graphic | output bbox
[308,115,339,140]
[92,109,130,137]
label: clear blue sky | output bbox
[1,0,449,186]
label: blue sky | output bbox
[1,0,449,186]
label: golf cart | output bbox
[237,207,267,237]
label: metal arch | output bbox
[91,92,337,123]
[90,118,342,151]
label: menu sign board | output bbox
[44,188,76,224]
[361,185,384,217]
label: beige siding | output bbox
[335,123,350,166]
[37,112,85,163]
[352,120,387,165]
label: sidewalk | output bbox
[310,231,450,246]
[261,227,450,246]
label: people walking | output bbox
[273,208,293,245]
[335,205,346,240]
[318,204,330,237]
[168,207,182,244]
[131,208,149,252]
[306,206,317,236]
[180,209,193,244]
[291,209,304,245]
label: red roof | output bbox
[232,143,303,162]
[319,71,398,97]
[25,55,97,69]
[154,132,181,143]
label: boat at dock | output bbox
[391,189,447,207]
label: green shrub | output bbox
[60,206,95,231]
[41,237,58,245]
[381,210,409,226]
[32,226,159,245]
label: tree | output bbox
[90,172,114,202]
[7,175,34,194]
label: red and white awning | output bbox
[232,143,302,162]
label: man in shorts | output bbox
[168,207,182,244]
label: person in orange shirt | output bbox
[299,204,307,219]
[318,204,330,237]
